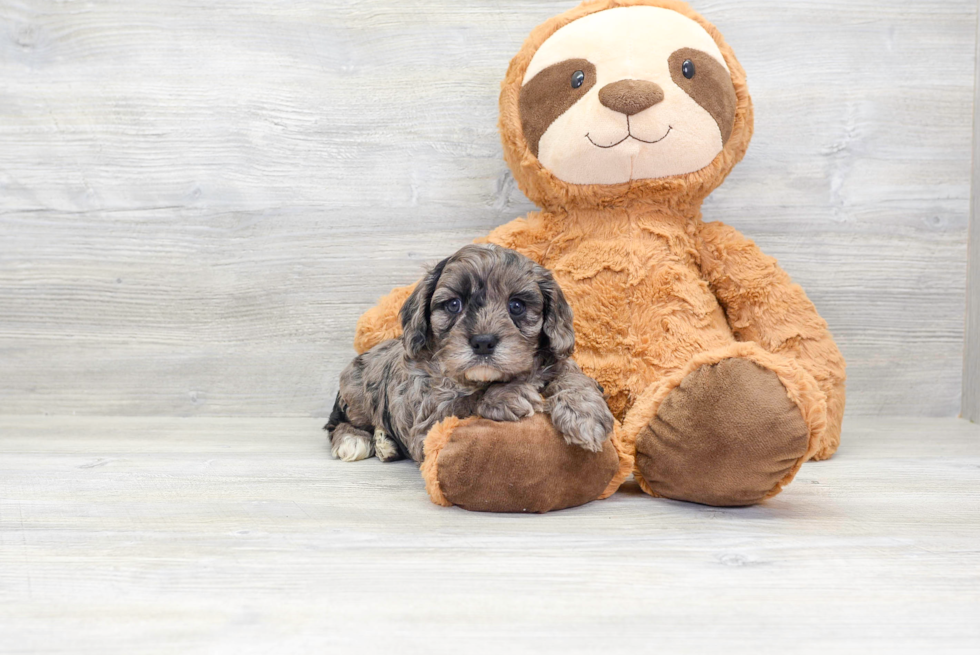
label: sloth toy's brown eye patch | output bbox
[520,58,597,157]
[669,47,737,145]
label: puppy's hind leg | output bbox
[373,428,404,463]
[325,391,376,462]
[329,423,374,462]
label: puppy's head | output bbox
[400,244,574,384]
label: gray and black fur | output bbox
[325,243,614,463]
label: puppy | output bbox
[325,243,614,463]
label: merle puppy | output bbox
[326,243,614,463]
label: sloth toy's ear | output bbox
[400,257,449,358]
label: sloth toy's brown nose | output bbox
[598,79,665,116]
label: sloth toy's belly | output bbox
[537,220,735,420]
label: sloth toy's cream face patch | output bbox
[520,6,737,185]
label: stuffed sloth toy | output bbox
[354,0,846,512]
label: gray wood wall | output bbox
[967,6,980,424]
[0,0,975,419]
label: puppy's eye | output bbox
[571,70,586,89]
[444,298,462,314]
[508,299,526,316]
[682,59,696,79]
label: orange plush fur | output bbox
[355,0,846,507]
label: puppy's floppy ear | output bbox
[400,257,449,357]
[537,267,575,359]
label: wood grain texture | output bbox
[965,6,980,424]
[0,415,978,654]
[0,1,974,418]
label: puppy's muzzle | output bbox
[469,334,498,356]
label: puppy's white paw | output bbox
[332,433,372,462]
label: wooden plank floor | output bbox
[0,416,978,654]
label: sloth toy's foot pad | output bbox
[635,357,810,506]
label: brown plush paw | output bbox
[432,414,620,513]
[635,357,810,507]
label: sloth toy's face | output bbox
[520,6,738,185]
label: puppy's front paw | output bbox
[477,383,545,422]
[548,392,614,453]
[330,425,374,462]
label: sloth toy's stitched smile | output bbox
[586,123,673,149]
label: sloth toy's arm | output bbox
[696,221,847,459]
[353,283,415,354]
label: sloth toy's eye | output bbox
[445,298,462,314]
[571,70,586,89]
[682,59,696,79]
[508,299,526,316]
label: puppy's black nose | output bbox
[470,334,498,355]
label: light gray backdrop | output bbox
[0,0,974,418]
